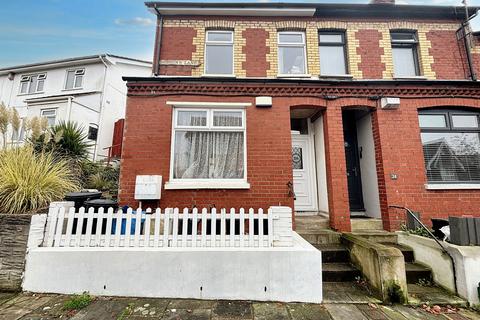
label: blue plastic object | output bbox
[111,209,145,235]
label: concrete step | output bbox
[405,262,433,284]
[295,215,330,232]
[350,231,398,243]
[315,244,350,263]
[380,242,415,263]
[323,263,362,282]
[351,218,384,231]
[298,230,341,245]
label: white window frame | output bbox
[19,73,46,95]
[277,31,308,77]
[165,102,250,190]
[40,108,57,127]
[204,30,235,77]
[64,68,85,90]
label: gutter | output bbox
[153,7,164,76]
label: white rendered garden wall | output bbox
[23,203,322,303]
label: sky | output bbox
[0,0,479,68]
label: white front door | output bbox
[292,134,317,212]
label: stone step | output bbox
[295,216,330,232]
[351,218,384,231]
[315,244,350,263]
[380,242,415,263]
[298,230,341,245]
[350,231,398,243]
[323,263,362,282]
[405,262,433,284]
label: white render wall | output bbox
[23,210,322,303]
[0,56,151,160]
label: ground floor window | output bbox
[419,109,480,183]
[172,108,245,180]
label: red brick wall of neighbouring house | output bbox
[243,28,270,77]
[356,29,384,79]
[158,27,197,76]
[427,30,468,79]
[374,97,480,230]
[119,95,295,211]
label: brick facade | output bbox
[122,6,480,232]
[156,16,479,80]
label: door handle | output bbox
[287,181,296,200]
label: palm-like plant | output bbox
[31,121,92,161]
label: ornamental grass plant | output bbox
[0,146,79,214]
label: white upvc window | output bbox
[204,30,234,76]
[40,108,57,127]
[19,73,46,94]
[278,31,307,76]
[166,102,250,189]
[65,68,84,90]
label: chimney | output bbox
[370,0,395,4]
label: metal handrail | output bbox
[389,205,458,294]
[389,205,448,253]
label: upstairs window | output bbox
[205,30,234,75]
[65,68,84,90]
[391,31,420,77]
[172,108,245,180]
[19,73,46,94]
[318,31,348,76]
[278,31,307,75]
[419,109,480,184]
[41,109,57,127]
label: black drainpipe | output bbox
[153,8,164,76]
[462,5,477,81]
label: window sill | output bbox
[393,76,428,81]
[18,91,45,96]
[425,183,480,190]
[319,74,354,79]
[61,87,83,92]
[201,74,236,78]
[165,180,251,190]
[277,74,312,78]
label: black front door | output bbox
[343,112,365,212]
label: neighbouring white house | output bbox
[0,54,152,160]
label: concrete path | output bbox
[0,293,479,320]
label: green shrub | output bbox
[0,146,79,214]
[79,161,119,196]
[30,121,92,161]
[62,292,93,311]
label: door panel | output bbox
[292,135,317,212]
[344,123,365,212]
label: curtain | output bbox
[174,113,244,179]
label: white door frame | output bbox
[291,126,318,213]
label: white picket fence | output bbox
[44,207,279,248]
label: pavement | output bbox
[0,291,479,320]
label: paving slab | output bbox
[356,304,389,320]
[324,304,368,320]
[253,302,289,320]
[287,303,332,320]
[20,295,76,319]
[70,298,132,320]
[323,283,380,304]
[0,292,17,306]
[161,308,211,320]
[407,285,467,307]
[212,300,252,320]
[121,298,170,318]
[0,294,56,320]
[167,299,214,310]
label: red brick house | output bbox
[120,1,480,232]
